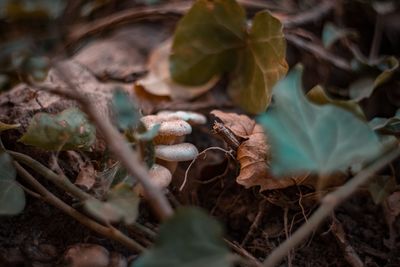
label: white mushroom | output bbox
[138,111,206,197]
[140,116,192,144]
[136,164,172,197]
[156,111,207,125]
[155,143,198,162]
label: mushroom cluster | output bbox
[135,111,206,196]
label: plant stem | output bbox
[9,150,92,201]
[263,145,400,267]
[14,161,145,253]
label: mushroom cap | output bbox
[157,111,207,125]
[155,143,199,162]
[141,116,192,137]
[136,164,172,197]
[62,244,109,267]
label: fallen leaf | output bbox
[0,152,25,215]
[307,85,365,120]
[368,175,396,204]
[349,56,399,101]
[228,11,288,114]
[133,207,231,267]
[19,107,96,151]
[211,110,308,190]
[170,0,245,86]
[137,40,218,100]
[75,162,96,192]
[85,183,139,225]
[369,109,400,136]
[170,0,287,113]
[258,66,383,176]
[0,121,20,132]
[73,25,169,81]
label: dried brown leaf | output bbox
[211,110,309,190]
[137,40,218,100]
[75,163,96,192]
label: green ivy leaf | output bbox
[322,23,355,48]
[170,0,245,85]
[19,107,95,151]
[133,207,231,267]
[258,66,383,176]
[85,183,139,225]
[112,89,140,131]
[0,152,25,215]
[170,0,287,113]
[228,11,288,113]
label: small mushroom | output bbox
[156,111,207,125]
[155,143,198,162]
[141,116,192,144]
[62,244,109,267]
[136,164,172,196]
[138,111,206,197]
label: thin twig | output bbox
[285,33,352,71]
[38,63,173,220]
[225,239,263,267]
[283,0,335,28]
[241,200,267,246]
[14,161,145,253]
[68,1,191,44]
[263,145,400,267]
[331,216,364,267]
[179,146,235,191]
[9,150,92,201]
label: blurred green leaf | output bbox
[322,23,356,48]
[258,66,383,176]
[85,183,139,224]
[228,11,288,113]
[112,89,140,131]
[135,124,160,141]
[133,207,231,267]
[368,175,396,204]
[0,152,25,215]
[19,108,95,151]
[170,0,245,85]
[0,40,50,89]
[307,85,365,120]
